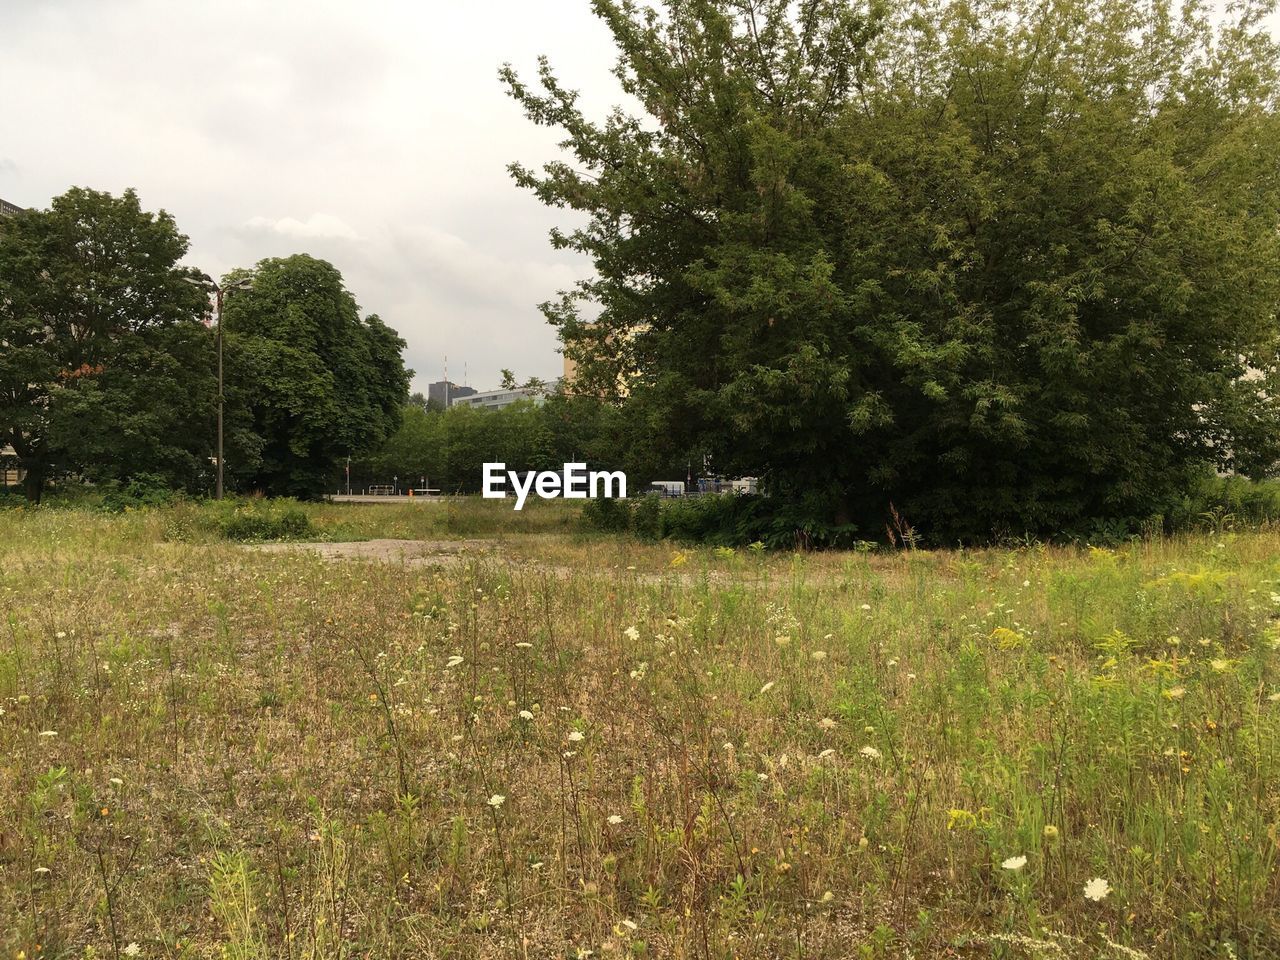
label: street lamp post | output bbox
[188,275,252,500]
[214,286,225,501]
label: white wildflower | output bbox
[1083,877,1112,901]
[1002,855,1028,871]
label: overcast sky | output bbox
[0,0,628,394]
[4,3,1276,396]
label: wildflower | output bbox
[1002,855,1028,871]
[624,626,640,642]
[123,944,141,958]
[446,655,464,668]
[109,777,123,786]
[886,658,898,668]
[515,641,533,649]
[1210,658,1234,673]
[860,604,872,611]
[859,745,882,761]
[759,680,775,694]
[487,794,505,809]
[34,866,50,874]
[1043,825,1060,841]
[817,748,835,759]
[567,730,585,742]
[1083,877,1112,901]
[811,650,827,661]
[38,730,57,738]
[1163,687,1186,701]
[607,814,623,825]
[619,919,638,931]
[1268,692,1280,702]
[818,717,837,731]
[775,635,791,646]
[519,710,534,721]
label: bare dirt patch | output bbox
[243,538,490,566]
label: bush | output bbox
[580,492,863,549]
[1167,474,1280,532]
[580,495,633,534]
[100,473,178,513]
[219,502,315,542]
[630,494,662,541]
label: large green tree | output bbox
[0,188,213,502]
[222,255,411,498]
[505,0,1280,540]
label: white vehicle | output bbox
[648,480,686,497]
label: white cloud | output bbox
[0,0,626,393]
[243,213,362,241]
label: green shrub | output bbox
[580,492,862,549]
[100,473,179,513]
[630,494,662,540]
[580,495,633,534]
[219,502,315,542]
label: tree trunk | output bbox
[20,459,45,504]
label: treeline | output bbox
[0,188,409,502]
[350,394,683,494]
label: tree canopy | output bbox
[505,0,1280,540]
[0,187,213,501]
[222,254,411,498]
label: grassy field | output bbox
[1,500,1278,959]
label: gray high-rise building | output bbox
[0,197,23,218]
[427,380,477,408]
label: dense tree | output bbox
[222,255,411,498]
[505,0,1280,540]
[0,188,212,502]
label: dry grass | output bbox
[1,502,1278,959]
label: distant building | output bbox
[451,380,561,411]
[0,445,23,488]
[0,197,23,218]
[427,380,477,408]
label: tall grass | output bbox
[0,504,1276,958]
